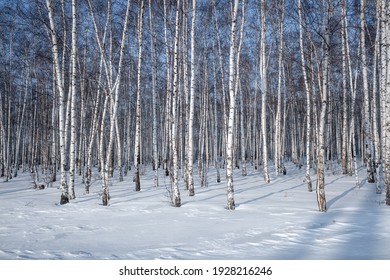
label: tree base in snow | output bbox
[60,194,69,205]
[102,193,110,206]
[367,173,375,183]
[226,204,235,210]
[33,183,46,190]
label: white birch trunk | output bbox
[13,69,29,178]
[186,0,196,196]
[298,0,312,192]
[163,0,172,177]
[235,1,246,177]
[51,68,57,184]
[226,0,239,210]
[115,118,123,182]
[149,0,159,187]
[275,0,284,177]
[69,0,77,200]
[345,4,360,188]
[361,0,375,183]
[84,56,103,194]
[260,0,270,183]
[46,0,69,205]
[213,0,228,171]
[182,1,189,186]
[213,54,221,183]
[240,82,246,176]
[87,0,130,205]
[316,0,330,212]
[341,0,348,175]
[0,80,6,179]
[171,0,181,207]
[134,0,144,192]
[372,0,381,194]
[383,0,390,205]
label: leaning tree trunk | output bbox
[87,0,130,205]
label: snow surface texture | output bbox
[0,163,389,260]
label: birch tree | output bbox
[361,0,375,183]
[149,0,159,188]
[226,0,240,210]
[236,1,246,177]
[171,0,182,207]
[298,0,312,192]
[163,0,172,176]
[260,0,270,183]
[13,67,29,178]
[69,0,77,200]
[372,0,381,194]
[87,0,131,205]
[134,0,144,192]
[381,0,390,205]
[341,0,348,176]
[185,0,196,196]
[274,0,284,177]
[346,17,360,188]
[316,0,331,212]
[45,0,69,205]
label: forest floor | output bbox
[0,162,389,260]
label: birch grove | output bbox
[0,0,389,210]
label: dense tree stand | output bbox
[0,0,389,210]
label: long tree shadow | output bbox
[326,185,356,209]
[236,182,304,207]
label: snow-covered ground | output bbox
[1,163,389,260]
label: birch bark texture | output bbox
[382,0,390,205]
[360,0,375,184]
[274,0,284,177]
[226,0,240,210]
[316,0,330,212]
[148,0,159,188]
[185,0,197,196]
[260,0,270,183]
[171,0,182,207]
[298,0,312,192]
[69,0,77,200]
[45,0,69,205]
[134,0,145,192]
